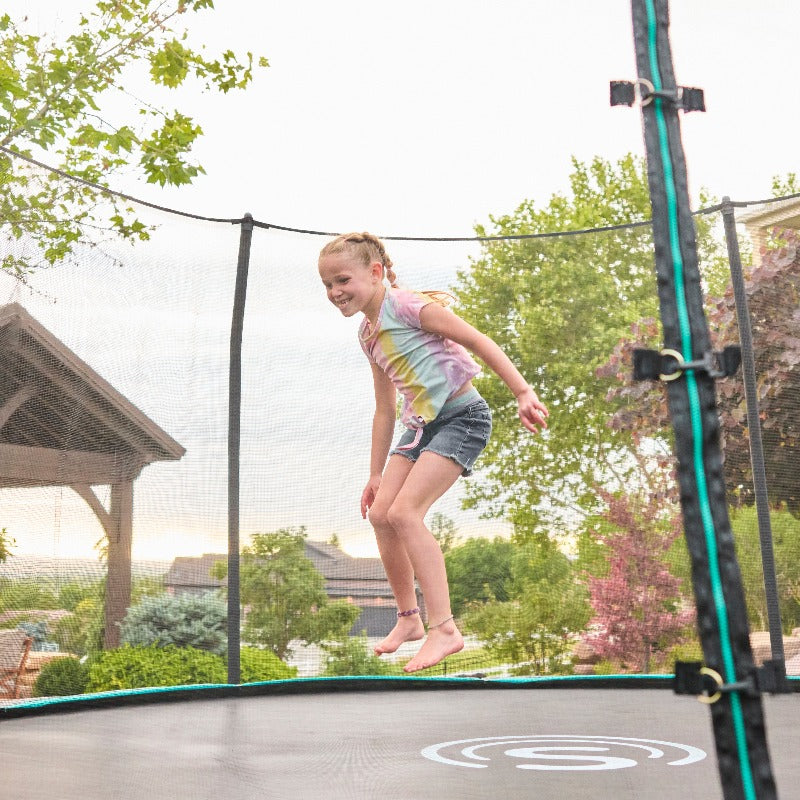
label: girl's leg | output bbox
[385,451,465,672]
[368,454,425,654]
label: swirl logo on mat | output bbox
[421,735,707,771]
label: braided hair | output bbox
[319,232,452,305]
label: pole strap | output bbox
[632,345,741,382]
[610,79,706,112]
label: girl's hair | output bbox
[319,232,452,306]
[319,232,399,287]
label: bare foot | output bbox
[374,615,425,656]
[403,621,464,673]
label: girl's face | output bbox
[319,251,384,320]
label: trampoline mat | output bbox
[1,687,798,799]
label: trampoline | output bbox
[3,2,800,799]
[1,679,799,799]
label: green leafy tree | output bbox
[454,155,726,538]
[0,0,267,274]
[444,536,513,617]
[465,541,591,675]
[216,527,360,660]
[667,506,800,633]
[429,512,458,554]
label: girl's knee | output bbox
[386,500,421,532]
[367,502,392,531]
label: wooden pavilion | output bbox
[0,302,185,647]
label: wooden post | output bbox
[104,481,134,649]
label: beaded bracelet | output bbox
[397,607,420,618]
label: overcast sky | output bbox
[9,0,800,232]
[3,1,799,563]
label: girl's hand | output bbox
[360,475,382,519]
[516,386,549,434]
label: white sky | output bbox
[2,1,800,563]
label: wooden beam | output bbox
[69,483,113,533]
[0,443,144,486]
[0,385,36,430]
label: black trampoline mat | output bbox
[1,688,798,799]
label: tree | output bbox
[0,527,13,563]
[429,512,458,554]
[119,592,228,656]
[601,228,800,513]
[581,489,695,673]
[222,527,360,660]
[444,536,513,617]
[465,540,591,675]
[0,0,267,274]
[667,505,800,633]
[454,154,727,538]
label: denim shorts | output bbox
[389,389,492,476]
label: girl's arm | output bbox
[361,361,397,518]
[419,302,549,434]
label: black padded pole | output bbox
[627,2,777,798]
[228,213,254,685]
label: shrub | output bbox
[239,647,297,682]
[322,635,393,676]
[33,656,90,697]
[52,598,103,657]
[120,592,227,655]
[87,644,226,692]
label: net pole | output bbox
[628,1,778,797]
[721,198,785,666]
[228,213,254,684]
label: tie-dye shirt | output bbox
[359,288,481,429]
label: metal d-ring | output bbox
[698,666,723,704]
[659,348,685,382]
[635,78,656,106]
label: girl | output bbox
[318,232,548,673]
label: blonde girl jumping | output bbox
[318,232,548,673]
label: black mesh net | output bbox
[1,182,799,702]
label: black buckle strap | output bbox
[674,660,792,703]
[610,79,706,112]
[632,346,741,382]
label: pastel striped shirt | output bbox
[359,288,481,429]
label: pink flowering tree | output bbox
[583,489,695,673]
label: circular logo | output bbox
[421,735,707,772]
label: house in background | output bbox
[164,540,423,637]
[739,196,800,265]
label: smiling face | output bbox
[318,250,385,322]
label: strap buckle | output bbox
[610,79,706,112]
[632,346,741,382]
[673,660,792,704]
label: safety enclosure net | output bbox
[1,170,799,703]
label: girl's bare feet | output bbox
[403,617,464,673]
[373,614,425,655]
